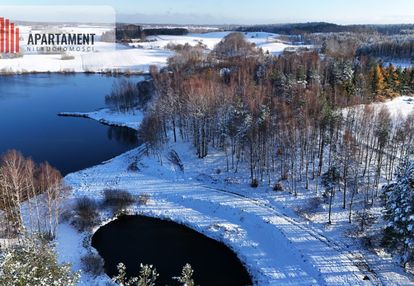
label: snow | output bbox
[345,95,414,120]
[63,146,364,285]
[55,104,413,286]
[58,108,145,130]
[81,48,173,73]
[0,47,172,74]
[371,96,414,118]
[3,24,410,285]
[134,31,308,55]
[0,29,308,74]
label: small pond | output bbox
[92,215,253,286]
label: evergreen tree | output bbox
[0,237,79,286]
[383,160,414,267]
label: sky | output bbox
[0,0,413,25]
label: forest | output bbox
[134,32,414,266]
[238,22,414,35]
[1,28,414,284]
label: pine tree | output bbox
[0,236,79,286]
[383,160,414,267]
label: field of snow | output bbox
[0,23,172,74]
[0,47,172,74]
[63,146,369,286]
[57,96,414,285]
[0,30,310,74]
[372,95,414,118]
[134,31,308,55]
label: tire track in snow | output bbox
[196,184,383,286]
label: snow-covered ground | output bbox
[58,108,145,130]
[57,96,414,286]
[0,46,173,74]
[371,95,414,118]
[133,31,309,55]
[0,30,309,74]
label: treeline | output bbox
[238,22,414,35]
[105,78,155,112]
[238,22,351,34]
[369,63,414,98]
[143,28,188,36]
[357,41,414,60]
[115,24,188,41]
[141,33,414,229]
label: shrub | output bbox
[103,189,136,211]
[112,263,158,286]
[173,263,196,286]
[128,161,140,172]
[112,262,196,286]
[81,252,104,277]
[61,54,75,60]
[137,193,150,206]
[250,179,259,188]
[273,182,284,192]
[72,197,99,231]
[297,197,322,218]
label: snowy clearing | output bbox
[0,47,173,74]
[59,96,414,285]
[0,31,309,74]
[133,31,309,55]
[370,96,414,118]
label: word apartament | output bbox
[27,33,96,46]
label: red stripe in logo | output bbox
[0,18,4,53]
[0,17,20,55]
[5,19,9,53]
[15,27,19,53]
[10,23,14,54]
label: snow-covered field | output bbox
[57,96,414,286]
[0,30,308,74]
[0,46,173,74]
[371,95,414,118]
[133,31,309,55]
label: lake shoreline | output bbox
[58,108,143,131]
[0,70,151,76]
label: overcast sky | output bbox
[1,0,414,25]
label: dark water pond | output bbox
[0,73,140,175]
[92,215,253,286]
